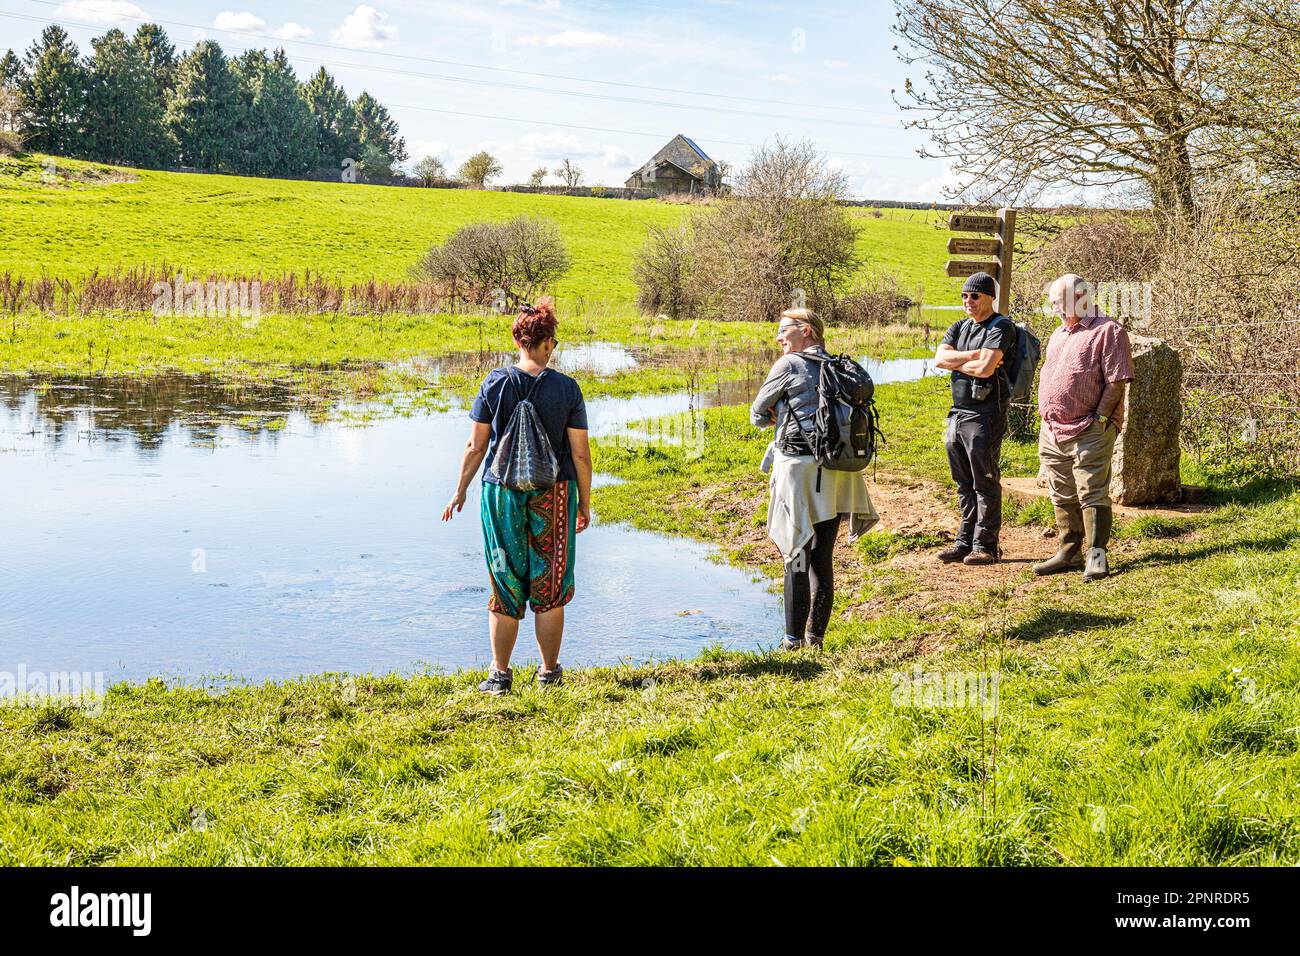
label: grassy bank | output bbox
[1,153,955,307]
[4,377,1295,865]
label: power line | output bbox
[374,102,916,161]
[18,0,895,117]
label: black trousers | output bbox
[944,411,1007,551]
[784,514,841,640]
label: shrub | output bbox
[0,128,22,156]
[632,222,697,320]
[1148,182,1300,476]
[833,269,909,326]
[685,139,860,322]
[413,215,570,311]
[1014,212,1160,316]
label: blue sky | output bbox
[1,0,965,199]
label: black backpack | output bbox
[490,369,559,491]
[780,352,883,472]
[1007,320,1041,405]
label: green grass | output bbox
[7,378,1296,865]
[3,491,1296,865]
[5,152,1295,867]
[2,153,955,307]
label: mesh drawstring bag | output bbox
[491,369,559,491]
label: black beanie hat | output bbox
[962,272,997,297]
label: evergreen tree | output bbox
[301,66,359,169]
[0,49,25,88]
[20,26,86,155]
[84,29,171,166]
[230,48,316,176]
[166,41,240,171]
[353,91,406,167]
[131,24,176,94]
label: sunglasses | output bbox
[961,292,983,300]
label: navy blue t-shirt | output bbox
[469,366,588,484]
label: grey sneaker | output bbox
[537,664,564,688]
[478,667,513,696]
[779,635,805,651]
[804,634,824,650]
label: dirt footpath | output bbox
[706,470,1163,625]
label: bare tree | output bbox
[414,215,569,310]
[695,138,857,320]
[1210,1,1300,185]
[414,155,446,186]
[554,158,583,188]
[633,222,698,319]
[892,0,1262,216]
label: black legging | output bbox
[784,514,841,640]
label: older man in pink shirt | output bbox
[1032,274,1134,582]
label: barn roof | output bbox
[647,134,713,178]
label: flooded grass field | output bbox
[0,355,935,689]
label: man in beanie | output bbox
[933,271,1019,565]
[1031,274,1133,581]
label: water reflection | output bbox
[0,373,784,686]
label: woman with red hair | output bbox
[441,299,592,695]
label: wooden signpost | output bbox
[946,207,1017,314]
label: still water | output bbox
[0,376,789,686]
[0,355,935,688]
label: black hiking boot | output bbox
[478,667,513,696]
[937,544,972,564]
[963,546,1001,566]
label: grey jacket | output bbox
[749,346,827,446]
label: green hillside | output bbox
[0,153,956,309]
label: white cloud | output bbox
[515,29,624,49]
[768,72,799,84]
[407,140,452,163]
[213,11,266,32]
[332,5,398,49]
[272,22,314,40]
[506,132,618,161]
[54,0,149,24]
[823,58,849,70]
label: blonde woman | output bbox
[750,308,878,650]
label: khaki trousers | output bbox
[1038,419,1117,509]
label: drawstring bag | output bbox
[491,369,559,491]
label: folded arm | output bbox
[937,344,1003,378]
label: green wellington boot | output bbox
[1082,505,1114,582]
[1032,504,1085,575]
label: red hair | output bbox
[512,298,558,350]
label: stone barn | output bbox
[625,134,722,196]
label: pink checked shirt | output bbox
[1037,314,1134,443]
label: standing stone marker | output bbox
[1112,335,1183,505]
